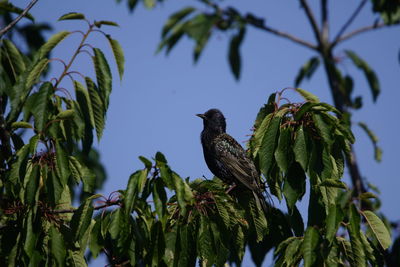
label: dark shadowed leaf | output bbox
[302,227,320,267]
[345,50,380,102]
[92,48,112,110]
[229,27,246,80]
[295,56,320,86]
[85,77,105,141]
[347,204,366,267]
[358,122,382,162]
[161,7,196,37]
[94,20,119,27]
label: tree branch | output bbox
[50,199,121,214]
[332,22,388,47]
[321,0,329,42]
[245,16,317,51]
[0,0,39,38]
[299,0,322,45]
[332,0,368,45]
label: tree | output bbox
[0,1,398,266]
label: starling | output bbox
[196,108,269,213]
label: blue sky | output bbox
[26,0,400,265]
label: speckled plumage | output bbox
[197,109,269,213]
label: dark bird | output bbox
[196,108,269,213]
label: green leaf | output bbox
[37,31,71,59]
[92,48,112,110]
[345,50,380,102]
[50,225,66,266]
[153,178,167,221]
[296,88,320,102]
[70,197,94,242]
[56,109,75,120]
[361,210,391,250]
[94,20,119,27]
[347,204,366,267]
[0,2,34,21]
[29,82,52,131]
[161,7,196,38]
[25,165,40,205]
[124,169,148,213]
[274,127,292,173]
[2,39,26,75]
[283,238,302,266]
[85,77,104,141]
[295,56,320,86]
[197,215,214,263]
[358,122,382,162]
[319,179,347,189]
[11,121,33,129]
[325,205,344,243]
[58,12,86,21]
[26,58,48,89]
[313,113,333,146]
[302,227,320,267]
[359,192,378,200]
[106,36,125,80]
[258,115,281,176]
[228,27,246,80]
[293,125,309,171]
[283,163,306,211]
[55,141,71,186]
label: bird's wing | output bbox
[214,134,262,192]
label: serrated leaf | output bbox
[11,121,33,129]
[326,205,344,243]
[50,225,66,266]
[124,169,148,214]
[284,238,302,266]
[258,115,281,176]
[70,198,94,242]
[37,31,70,59]
[58,12,86,21]
[106,37,124,80]
[26,58,48,89]
[229,27,246,80]
[55,141,71,186]
[2,39,26,75]
[313,113,333,146]
[161,7,196,38]
[56,109,75,119]
[293,125,309,171]
[85,77,104,140]
[347,204,366,267]
[153,178,167,222]
[92,48,112,110]
[296,88,320,102]
[197,215,214,263]
[295,56,320,86]
[274,127,292,173]
[94,20,119,27]
[345,50,380,102]
[302,227,320,267]
[319,179,347,189]
[31,82,52,131]
[283,163,306,211]
[361,210,391,250]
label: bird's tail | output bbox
[253,191,270,215]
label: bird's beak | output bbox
[196,113,206,119]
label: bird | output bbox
[196,108,270,214]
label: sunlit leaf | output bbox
[302,227,320,267]
[58,12,86,21]
[361,210,391,250]
[106,36,125,80]
[37,31,70,59]
[26,58,48,89]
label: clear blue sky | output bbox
[26,0,400,265]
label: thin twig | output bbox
[299,0,322,45]
[332,22,388,47]
[247,19,317,50]
[0,0,39,38]
[332,0,367,45]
